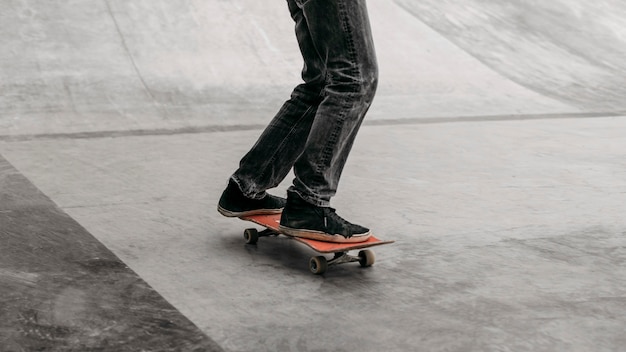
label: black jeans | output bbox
[232,0,378,207]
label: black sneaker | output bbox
[217,180,286,217]
[279,191,371,243]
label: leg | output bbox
[229,0,329,199]
[289,0,379,206]
[217,0,328,217]
[280,0,379,243]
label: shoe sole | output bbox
[278,225,371,244]
[217,205,283,218]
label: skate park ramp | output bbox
[3,0,626,138]
[2,0,626,351]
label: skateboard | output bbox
[240,213,394,275]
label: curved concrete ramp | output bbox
[396,0,626,111]
[3,0,626,138]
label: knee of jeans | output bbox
[327,65,378,100]
[351,65,378,102]
[361,66,379,98]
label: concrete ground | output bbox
[1,0,626,351]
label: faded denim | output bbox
[231,0,378,207]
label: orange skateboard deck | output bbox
[240,213,394,274]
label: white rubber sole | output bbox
[278,225,371,243]
[217,205,283,218]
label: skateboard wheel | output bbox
[243,228,259,244]
[309,256,328,275]
[358,250,375,267]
